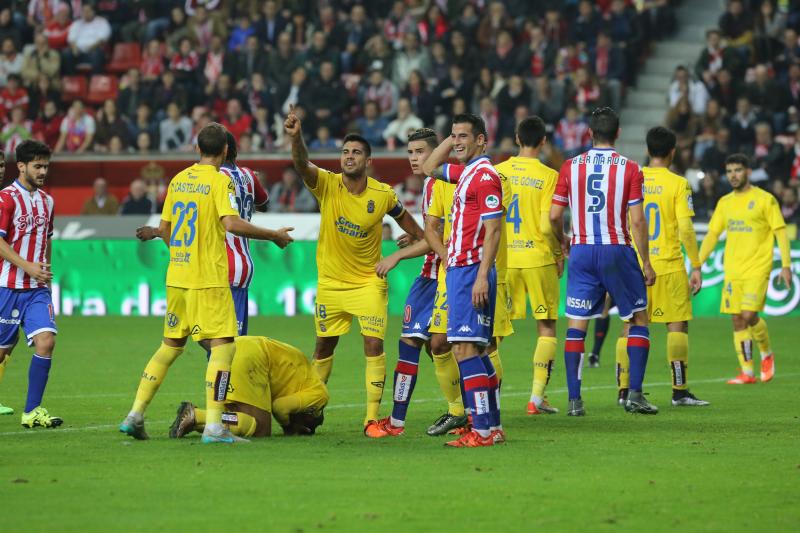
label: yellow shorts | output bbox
[315,278,388,339]
[720,277,768,314]
[429,274,448,334]
[164,286,238,341]
[493,282,514,338]
[647,269,692,323]
[507,265,559,320]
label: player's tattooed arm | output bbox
[284,104,319,189]
[421,135,454,180]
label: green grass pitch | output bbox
[0,316,797,532]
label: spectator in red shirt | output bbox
[44,4,71,50]
[169,37,200,82]
[140,39,166,83]
[221,98,252,141]
[32,99,63,148]
[417,5,448,45]
[0,74,29,121]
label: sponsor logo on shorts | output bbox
[166,313,179,328]
[458,325,472,333]
[567,297,593,310]
[485,194,500,209]
[473,391,489,414]
[413,322,421,330]
[394,374,413,402]
[477,314,491,326]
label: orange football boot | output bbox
[726,372,757,385]
[364,418,405,438]
[444,429,494,448]
[760,354,775,382]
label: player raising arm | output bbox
[0,141,61,428]
[698,153,792,385]
[120,123,293,444]
[284,105,425,432]
[549,107,657,416]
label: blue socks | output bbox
[390,341,420,425]
[458,356,491,435]
[481,354,501,429]
[25,354,52,413]
[592,315,610,355]
[564,328,586,400]
[627,326,650,392]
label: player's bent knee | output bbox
[630,310,648,327]
[742,311,758,326]
[314,336,338,358]
[32,332,55,356]
[430,335,450,355]
[363,336,383,356]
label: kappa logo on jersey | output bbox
[166,313,179,328]
[14,213,48,232]
[413,322,421,330]
[367,200,375,213]
[485,194,500,209]
[458,325,472,333]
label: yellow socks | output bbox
[205,342,236,427]
[615,337,629,390]
[222,411,258,437]
[0,354,8,385]
[313,354,334,383]
[749,318,772,358]
[130,343,184,415]
[365,353,386,425]
[488,349,504,383]
[432,351,464,416]
[531,336,556,403]
[667,332,689,390]
[733,329,754,376]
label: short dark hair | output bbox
[725,153,750,168]
[16,140,51,164]
[452,113,487,138]
[588,107,619,144]
[408,127,438,148]
[224,131,237,163]
[517,116,547,148]
[197,122,228,157]
[646,126,677,158]
[342,133,371,157]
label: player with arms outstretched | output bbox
[0,141,60,427]
[616,127,709,407]
[497,116,562,415]
[120,123,293,443]
[365,128,467,437]
[424,114,505,447]
[550,107,657,416]
[283,106,425,432]
[699,154,792,384]
[170,335,328,438]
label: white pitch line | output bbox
[1,373,797,437]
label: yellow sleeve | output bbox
[540,170,557,214]
[213,174,240,218]
[385,185,405,219]
[699,202,725,263]
[766,194,787,231]
[541,210,562,258]
[675,179,694,219]
[775,227,792,268]
[308,167,332,200]
[500,173,512,210]
[428,182,444,218]
[161,188,174,223]
[678,217,701,268]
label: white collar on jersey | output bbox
[12,180,39,198]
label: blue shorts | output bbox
[0,287,58,348]
[401,275,437,340]
[566,244,647,320]
[446,263,497,345]
[231,287,248,336]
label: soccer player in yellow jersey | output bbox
[169,336,328,438]
[283,106,424,431]
[699,153,793,385]
[616,127,709,407]
[119,123,294,444]
[496,116,563,415]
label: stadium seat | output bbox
[86,75,120,105]
[61,76,88,102]
[107,42,142,74]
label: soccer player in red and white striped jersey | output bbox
[0,141,62,428]
[549,107,657,416]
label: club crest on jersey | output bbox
[748,201,755,210]
[367,200,375,213]
[485,195,500,209]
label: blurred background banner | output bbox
[50,240,800,318]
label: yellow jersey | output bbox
[497,156,559,269]
[427,179,455,279]
[161,163,239,289]
[233,336,321,400]
[708,186,786,280]
[310,168,404,285]
[496,170,512,282]
[641,167,695,275]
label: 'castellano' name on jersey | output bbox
[640,167,695,275]
[161,163,240,289]
[310,168,404,285]
[496,156,559,269]
[707,186,786,280]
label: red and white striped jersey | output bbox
[419,176,440,279]
[553,148,643,246]
[445,156,504,268]
[219,164,269,288]
[0,180,54,289]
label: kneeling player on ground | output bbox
[171,336,328,437]
[699,154,792,384]
[616,127,709,407]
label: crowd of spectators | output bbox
[668,0,800,228]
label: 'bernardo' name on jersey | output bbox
[577,152,627,166]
